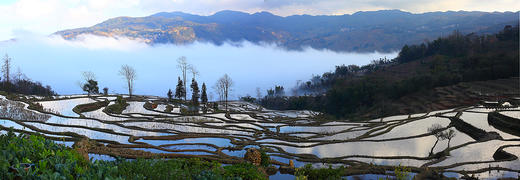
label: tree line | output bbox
[79,56,234,111]
[0,54,56,96]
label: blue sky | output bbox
[0,0,518,41]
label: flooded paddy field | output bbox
[0,94,519,179]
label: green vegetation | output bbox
[103,87,109,96]
[191,78,200,107]
[0,130,88,179]
[261,25,519,119]
[0,54,55,96]
[104,96,129,114]
[295,164,346,180]
[0,131,267,179]
[259,149,270,167]
[175,77,186,101]
[180,103,200,115]
[82,80,99,96]
[201,83,208,112]
[0,80,56,97]
[167,89,173,102]
[394,164,412,180]
[73,100,109,114]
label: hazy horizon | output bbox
[0,34,397,99]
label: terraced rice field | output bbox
[0,95,518,179]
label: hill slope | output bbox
[259,25,519,119]
[54,10,518,52]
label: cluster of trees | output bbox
[0,54,56,96]
[169,56,206,111]
[294,57,393,95]
[78,56,235,112]
[168,56,233,111]
[259,25,519,118]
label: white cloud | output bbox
[0,0,147,40]
[45,34,148,51]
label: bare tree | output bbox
[209,92,214,102]
[215,74,233,111]
[256,87,262,100]
[189,65,199,79]
[119,65,137,97]
[177,56,189,101]
[428,124,444,156]
[442,129,456,148]
[213,83,223,102]
[14,67,25,82]
[82,71,96,82]
[2,54,11,83]
[427,124,456,156]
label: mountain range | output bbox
[54,10,519,52]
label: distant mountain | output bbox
[54,10,519,52]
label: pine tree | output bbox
[201,83,208,104]
[190,78,200,107]
[175,77,185,100]
[167,89,173,102]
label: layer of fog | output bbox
[0,34,397,100]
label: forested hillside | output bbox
[260,25,519,119]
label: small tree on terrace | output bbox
[191,78,200,107]
[82,80,99,96]
[274,86,285,97]
[428,124,444,156]
[214,74,233,111]
[256,87,262,100]
[2,54,11,84]
[177,56,189,101]
[80,71,99,96]
[119,65,137,97]
[175,77,185,100]
[167,89,173,102]
[201,83,208,107]
[428,124,457,156]
[442,129,456,149]
[200,83,208,104]
[103,87,109,96]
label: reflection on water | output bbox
[0,96,518,178]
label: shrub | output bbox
[165,105,173,113]
[73,100,109,114]
[260,148,270,167]
[105,96,128,114]
[0,131,87,179]
[223,163,267,180]
[295,164,345,180]
[143,101,158,110]
[394,164,411,180]
[180,107,198,115]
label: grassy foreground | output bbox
[0,131,266,180]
